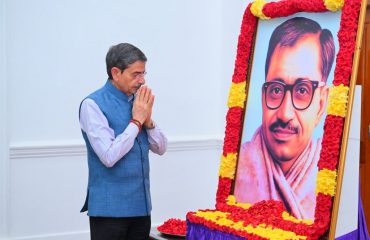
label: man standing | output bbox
[234,17,335,220]
[79,43,167,240]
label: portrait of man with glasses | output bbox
[233,16,337,220]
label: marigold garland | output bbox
[226,195,252,209]
[262,0,328,18]
[324,0,344,12]
[313,194,333,237]
[318,116,345,170]
[327,84,349,117]
[228,82,247,108]
[191,211,308,240]
[223,107,244,154]
[216,177,233,209]
[281,212,313,225]
[232,3,257,84]
[333,0,361,86]
[188,200,316,239]
[251,0,270,19]
[219,153,238,179]
[316,169,337,196]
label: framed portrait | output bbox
[233,12,342,220]
[187,0,367,239]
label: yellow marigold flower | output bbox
[282,212,313,225]
[324,0,344,11]
[226,195,252,209]
[251,0,270,20]
[219,153,238,179]
[245,224,307,240]
[195,211,243,229]
[194,210,307,239]
[228,82,247,108]
[316,168,337,196]
[327,84,349,117]
[195,210,229,221]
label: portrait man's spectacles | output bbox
[262,80,325,110]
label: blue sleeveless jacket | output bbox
[80,80,151,217]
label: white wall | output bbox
[1,0,248,239]
[1,0,9,238]
[335,86,361,238]
[6,0,229,143]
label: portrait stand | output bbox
[186,0,368,239]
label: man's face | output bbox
[111,60,146,96]
[262,34,329,163]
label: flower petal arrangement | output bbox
[187,0,363,239]
[157,218,186,236]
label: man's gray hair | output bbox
[106,43,147,80]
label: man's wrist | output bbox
[144,120,155,129]
[130,119,142,132]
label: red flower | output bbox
[232,3,257,84]
[223,107,244,154]
[216,177,232,210]
[262,0,326,18]
[318,115,345,170]
[333,0,361,86]
[313,194,333,237]
[157,218,186,236]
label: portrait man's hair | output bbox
[265,17,335,82]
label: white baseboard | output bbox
[7,223,177,240]
[9,231,89,240]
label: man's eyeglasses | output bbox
[132,71,147,80]
[119,69,147,80]
[262,80,325,110]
